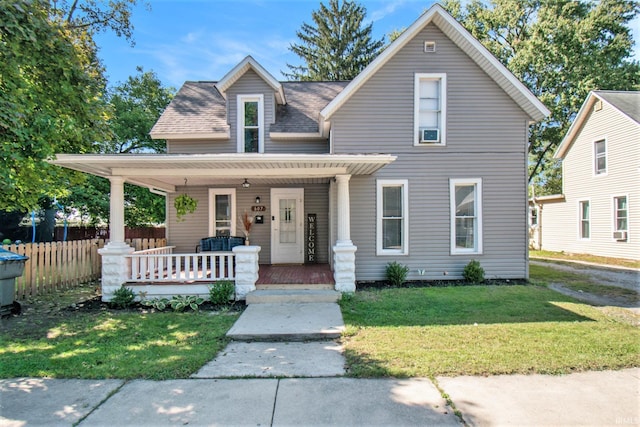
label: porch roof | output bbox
[51,153,396,193]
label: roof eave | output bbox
[554,92,596,159]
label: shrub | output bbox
[110,286,136,309]
[463,260,485,283]
[386,261,410,287]
[209,280,235,305]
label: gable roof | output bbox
[320,3,550,123]
[217,55,286,104]
[151,80,348,140]
[150,82,229,140]
[555,91,640,159]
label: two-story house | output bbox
[531,91,639,260]
[53,4,549,300]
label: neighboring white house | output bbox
[52,4,550,300]
[531,91,639,260]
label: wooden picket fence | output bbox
[2,238,167,299]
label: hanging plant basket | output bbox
[174,193,198,222]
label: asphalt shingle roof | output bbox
[272,81,349,133]
[151,82,229,135]
[152,80,349,137]
[595,90,640,124]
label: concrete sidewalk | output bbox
[2,369,638,426]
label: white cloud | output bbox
[369,0,407,23]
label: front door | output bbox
[271,188,304,264]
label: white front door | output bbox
[271,188,304,264]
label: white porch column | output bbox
[233,245,261,300]
[98,176,134,301]
[335,174,352,246]
[333,174,357,293]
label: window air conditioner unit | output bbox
[420,128,440,143]
[613,231,627,240]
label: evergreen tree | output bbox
[284,0,385,81]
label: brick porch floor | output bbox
[256,264,335,286]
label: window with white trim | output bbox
[594,139,606,175]
[237,95,264,153]
[613,196,628,232]
[377,180,409,255]
[209,189,236,237]
[450,178,482,254]
[529,205,539,227]
[579,200,590,239]
[414,73,446,145]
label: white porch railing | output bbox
[125,246,235,282]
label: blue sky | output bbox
[95,0,640,90]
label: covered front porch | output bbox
[51,153,395,301]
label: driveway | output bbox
[531,259,639,313]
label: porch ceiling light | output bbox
[242,178,250,188]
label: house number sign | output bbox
[251,206,266,212]
[306,214,317,263]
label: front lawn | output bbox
[339,285,639,378]
[0,310,238,379]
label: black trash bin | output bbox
[0,247,29,316]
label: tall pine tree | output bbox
[284,0,385,81]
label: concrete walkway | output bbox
[2,369,638,426]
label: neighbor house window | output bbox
[414,73,446,146]
[237,94,264,153]
[377,180,409,255]
[529,205,539,227]
[594,139,606,175]
[579,200,590,239]
[209,189,236,237]
[450,178,483,254]
[613,196,628,232]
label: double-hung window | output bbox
[594,139,607,175]
[237,94,264,153]
[209,189,236,237]
[613,196,628,234]
[450,178,482,254]
[377,180,409,255]
[414,73,446,146]
[579,200,590,239]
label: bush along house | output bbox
[52,4,549,301]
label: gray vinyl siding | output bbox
[540,102,640,260]
[166,69,329,154]
[330,23,531,280]
[167,183,329,264]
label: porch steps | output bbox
[246,289,341,304]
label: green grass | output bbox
[530,250,640,269]
[529,263,639,301]
[0,311,239,379]
[339,286,640,378]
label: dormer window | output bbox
[238,94,264,153]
